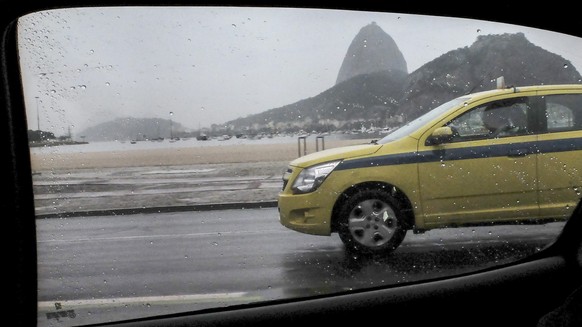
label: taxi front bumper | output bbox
[278,191,334,236]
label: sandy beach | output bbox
[30,138,374,171]
[30,137,376,215]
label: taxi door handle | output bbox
[507,149,530,157]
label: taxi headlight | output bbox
[291,160,341,194]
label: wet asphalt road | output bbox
[36,207,564,326]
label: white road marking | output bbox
[38,292,254,310]
[37,228,288,244]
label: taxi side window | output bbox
[447,98,530,142]
[545,94,582,132]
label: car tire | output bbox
[337,187,407,255]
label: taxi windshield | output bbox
[377,97,468,144]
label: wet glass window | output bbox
[546,94,582,132]
[17,6,582,327]
[448,98,530,141]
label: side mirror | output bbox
[426,126,454,146]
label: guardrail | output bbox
[297,136,307,157]
[316,135,325,151]
[298,135,326,157]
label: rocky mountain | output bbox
[396,32,581,121]
[336,22,408,85]
[223,69,408,134]
[224,32,581,133]
[82,27,581,140]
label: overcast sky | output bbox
[17,6,582,136]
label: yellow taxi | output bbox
[278,82,582,254]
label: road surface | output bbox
[36,207,564,326]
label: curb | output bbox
[35,201,279,219]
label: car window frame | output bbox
[3,2,582,327]
[420,90,578,146]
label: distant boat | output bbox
[217,135,232,141]
[297,131,310,138]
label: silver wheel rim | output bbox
[347,199,398,248]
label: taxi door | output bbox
[417,97,539,227]
[536,93,582,220]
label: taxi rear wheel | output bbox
[337,188,407,255]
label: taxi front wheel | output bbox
[338,188,407,255]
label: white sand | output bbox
[30,139,373,170]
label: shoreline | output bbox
[30,138,374,171]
